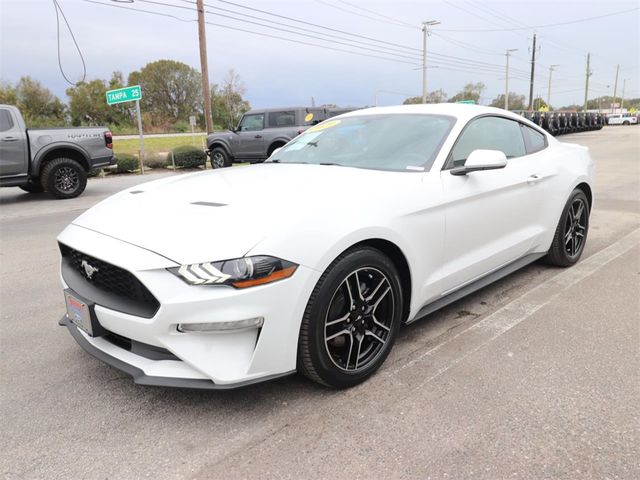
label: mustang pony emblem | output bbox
[80,260,99,279]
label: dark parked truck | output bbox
[206,106,353,168]
[0,105,115,198]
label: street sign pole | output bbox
[105,85,144,175]
[135,99,145,175]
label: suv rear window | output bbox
[267,111,295,128]
[0,109,13,132]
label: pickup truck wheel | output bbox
[41,157,87,199]
[19,181,45,193]
[210,147,231,169]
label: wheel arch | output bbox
[267,138,290,156]
[575,181,593,210]
[342,238,412,324]
[208,141,233,158]
[33,144,90,176]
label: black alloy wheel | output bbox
[41,157,87,199]
[298,247,403,388]
[545,188,590,267]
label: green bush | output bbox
[144,153,168,169]
[169,145,206,169]
[116,153,139,173]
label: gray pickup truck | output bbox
[0,105,116,198]
[206,106,351,168]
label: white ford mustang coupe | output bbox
[58,104,593,389]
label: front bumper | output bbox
[59,316,294,389]
[58,224,321,388]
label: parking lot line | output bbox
[388,227,640,386]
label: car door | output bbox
[0,107,28,177]
[234,113,265,159]
[439,115,547,293]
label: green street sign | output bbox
[456,100,476,104]
[106,85,142,105]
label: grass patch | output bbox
[113,135,207,156]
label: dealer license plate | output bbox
[64,291,93,336]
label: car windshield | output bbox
[271,114,455,172]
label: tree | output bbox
[0,81,17,105]
[12,76,66,126]
[66,72,133,127]
[403,89,448,105]
[489,92,526,110]
[210,69,251,129]
[128,60,202,128]
[449,82,486,104]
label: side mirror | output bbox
[450,149,507,176]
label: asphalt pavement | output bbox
[0,126,638,479]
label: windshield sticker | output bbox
[304,112,314,122]
[285,132,323,151]
[406,166,425,171]
[308,119,341,133]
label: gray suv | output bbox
[206,107,349,168]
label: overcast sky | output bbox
[1,0,638,109]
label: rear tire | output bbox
[41,157,87,199]
[210,147,231,168]
[545,189,590,267]
[298,247,403,388]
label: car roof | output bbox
[336,103,528,123]
[245,106,321,114]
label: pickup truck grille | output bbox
[59,243,160,319]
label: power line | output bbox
[52,0,87,86]
[85,0,421,66]
[316,0,417,29]
[153,0,530,75]
[335,0,416,28]
[438,7,638,32]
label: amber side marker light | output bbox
[232,266,298,288]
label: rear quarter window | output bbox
[522,125,547,154]
[267,111,295,128]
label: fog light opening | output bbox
[177,317,264,333]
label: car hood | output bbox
[71,164,420,265]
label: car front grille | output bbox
[59,243,160,318]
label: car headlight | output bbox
[168,256,298,288]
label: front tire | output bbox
[545,189,590,267]
[210,147,231,168]
[298,247,403,388]
[41,158,87,199]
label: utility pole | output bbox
[621,78,630,111]
[196,0,213,134]
[547,64,559,107]
[421,20,440,104]
[527,33,537,111]
[504,49,518,110]
[611,64,620,113]
[583,53,591,112]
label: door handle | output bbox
[254,135,262,139]
[1,136,18,142]
[527,174,542,185]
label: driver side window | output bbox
[450,116,526,167]
[239,114,264,131]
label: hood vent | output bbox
[190,201,228,207]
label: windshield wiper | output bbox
[319,162,342,166]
